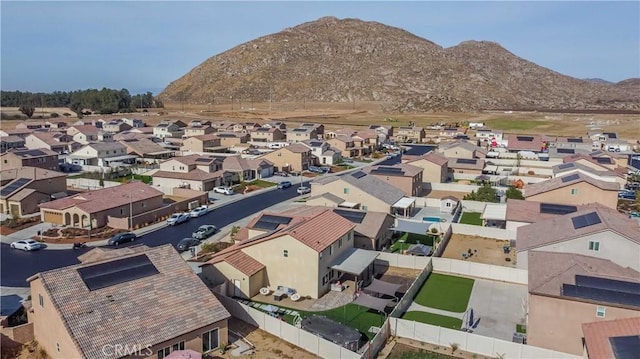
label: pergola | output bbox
[363,278,403,297]
[392,197,416,217]
[331,248,379,291]
[352,293,392,313]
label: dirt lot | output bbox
[226,318,317,359]
[442,234,516,267]
[379,337,492,359]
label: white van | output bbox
[268,143,287,149]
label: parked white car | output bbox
[10,239,44,251]
[190,205,210,218]
[296,186,311,195]
[213,186,234,195]
[167,213,190,226]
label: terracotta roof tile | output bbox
[153,169,225,182]
[30,245,230,359]
[506,134,543,152]
[285,143,311,153]
[582,317,640,359]
[286,209,355,252]
[223,251,265,276]
[524,172,619,197]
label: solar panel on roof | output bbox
[260,214,292,224]
[557,148,575,154]
[594,157,613,164]
[0,178,31,197]
[539,203,578,215]
[333,209,366,224]
[567,138,583,143]
[195,158,212,163]
[217,133,234,137]
[370,167,405,176]
[253,220,280,231]
[293,128,307,132]
[610,335,640,359]
[22,149,46,156]
[571,211,602,229]
[516,136,534,141]
[77,254,159,291]
[561,173,580,182]
[603,132,618,139]
[562,283,640,307]
[456,158,478,165]
[351,171,367,179]
[575,275,640,294]
[558,163,574,170]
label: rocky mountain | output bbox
[582,78,613,85]
[160,16,640,112]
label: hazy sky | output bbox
[1,1,638,94]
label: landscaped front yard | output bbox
[459,212,482,226]
[413,273,474,313]
[402,311,462,330]
[391,232,438,253]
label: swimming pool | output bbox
[423,216,445,223]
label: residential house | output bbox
[365,164,423,196]
[16,121,50,130]
[440,196,459,214]
[437,140,487,159]
[130,126,155,136]
[213,132,250,148]
[201,208,378,299]
[210,120,236,131]
[525,251,639,355]
[505,199,580,231]
[0,167,66,216]
[524,173,619,209]
[222,155,274,180]
[475,129,503,142]
[24,132,79,154]
[589,150,629,168]
[286,127,318,143]
[448,158,486,176]
[301,139,342,166]
[0,135,26,152]
[581,317,640,359]
[352,131,377,155]
[327,136,360,158]
[0,128,34,138]
[551,137,593,156]
[260,143,312,172]
[299,123,324,138]
[72,119,104,128]
[113,131,150,141]
[506,134,544,153]
[152,155,232,194]
[66,142,137,170]
[0,148,59,170]
[395,126,425,143]
[311,170,412,215]
[121,117,145,128]
[292,206,395,251]
[602,138,631,152]
[232,122,261,133]
[515,204,640,271]
[28,244,230,359]
[102,119,133,133]
[153,121,185,139]
[439,127,462,138]
[552,161,625,187]
[404,152,449,183]
[97,131,113,142]
[368,125,394,141]
[263,121,286,130]
[39,181,164,228]
[67,125,99,145]
[118,137,174,161]
[180,134,225,154]
[183,125,217,138]
[564,152,628,171]
[250,127,286,142]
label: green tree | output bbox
[18,104,35,118]
[505,187,524,200]
[463,184,498,202]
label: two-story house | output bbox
[404,152,449,183]
[102,119,133,134]
[301,139,342,166]
[152,155,233,194]
[67,125,100,145]
[0,166,67,216]
[327,136,359,158]
[0,135,26,152]
[183,125,217,138]
[222,155,274,181]
[365,164,423,196]
[66,142,136,170]
[395,126,425,143]
[153,120,186,139]
[260,143,312,172]
[287,127,318,143]
[180,134,225,153]
[0,148,59,171]
[524,172,619,209]
[121,117,145,128]
[250,127,286,142]
[24,132,79,154]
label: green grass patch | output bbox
[391,232,438,253]
[402,311,462,330]
[413,273,474,313]
[516,324,527,334]
[484,118,548,131]
[459,212,482,226]
[388,349,455,359]
[233,179,276,193]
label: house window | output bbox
[445,202,452,208]
[343,188,349,194]
[596,306,606,318]
[39,294,44,307]
[329,244,334,255]
[319,251,323,259]
[172,341,185,351]
[362,205,368,211]
[141,202,146,208]
[588,241,600,251]
[202,328,220,352]
[157,347,171,359]
[349,232,353,241]
[120,208,124,215]
[56,343,60,352]
[283,250,289,257]
[338,238,342,248]
[571,188,578,195]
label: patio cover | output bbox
[363,278,403,297]
[393,219,430,236]
[103,154,139,161]
[392,197,415,209]
[481,203,507,221]
[352,293,391,313]
[406,243,432,256]
[338,201,360,209]
[331,248,379,275]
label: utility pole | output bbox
[129,192,133,231]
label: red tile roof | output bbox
[152,169,225,182]
[286,209,355,252]
[39,181,163,214]
[582,317,640,359]
[222,251,265,276]
[507,134,543,152]
[69,125,100,135]
[524,172,619,197]
[285,143,312,154]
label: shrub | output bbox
[50,112,60,118]
[63,112,71,117]
[527,170,535,175]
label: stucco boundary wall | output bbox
[67,178,121,189]
[453,173,550,183]
[489,158,563,168]
[431,257,528,285]
[390,318,580,359]
[460,200,487,213]
[215,294,363,359]
[451,223,516,240]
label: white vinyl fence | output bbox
[375,252,431,270]
[391,318,580,359]
[67,178,120,189]
[431,257,528,285]
[451,223,516,240]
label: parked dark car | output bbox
[108,232,137,246]
[277,181,292,189]
[176,238,200,252]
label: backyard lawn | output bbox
[402,311,462,330]
[391,232,438,253]
[413,273,474,313]
[459,212,482,226]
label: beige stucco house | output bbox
[183,125,216,138]
[1,148,59,171]
[0,167,67,217]
[180,134,225,154]
[28,245,230,359]
[152,155,232,194]
[437,140,487,159]
[405,152,449,183]
[259,143,312,172]
[395,126,425,143]
[250,127,285,142]
[66,125,100,145]
[524,173,619,209]
[365,163,423,197]
[24,132,79,154]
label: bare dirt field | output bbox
[226,318,317,359]
[3,102,638,140]
[379,337,492,359]
[442,234,516,267]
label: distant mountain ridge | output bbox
[160,16,640,112]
